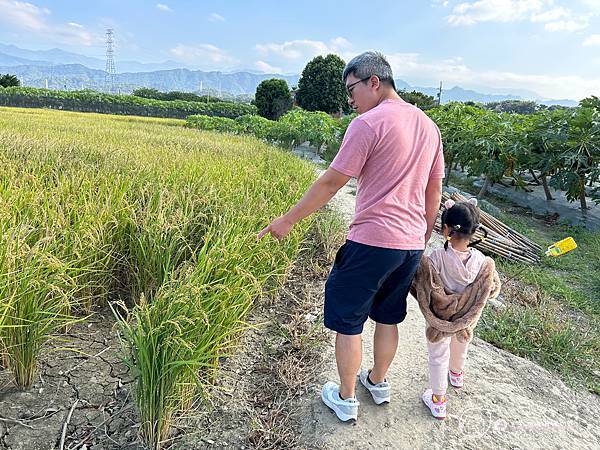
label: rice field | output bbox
[0,107,317,448]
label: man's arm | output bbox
[257,168,351,240]
[424,177,443,244]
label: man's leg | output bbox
[367,249,423,384]
[369,322,398,383]
[336,332,362,399]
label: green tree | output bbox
[132,87,162,99]
[523,110,567,200]
[580,95,600,111]
[485,100,539,114]
[467,111,526,198]
[427,103,484,186]
[132,87,228,103]
[0,74,20,88]
[399,90,437,110]
[549,107,600,210]
[254,78,292,120]
[296,54,347,114]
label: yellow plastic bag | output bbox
[545,237,577,257]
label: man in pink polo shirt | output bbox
[258,51,444,422]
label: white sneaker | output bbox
[422,389,447,420]
[449,370,464,388]
[321,381,359,422]
[358,368,390,405]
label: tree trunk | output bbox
[541,174,554,200]
[579,176,588,212]
[478,175,492,199]
[528,169,541,185]
[445,155,453,187]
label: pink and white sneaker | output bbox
[422,389,447,420]
[449,370,464,388]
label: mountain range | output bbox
[0,44,578,107]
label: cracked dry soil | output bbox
[0,308,140,450]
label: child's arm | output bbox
[424,177,443,243]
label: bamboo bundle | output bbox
[435,192,542,264]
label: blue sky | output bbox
[0,0,599,99]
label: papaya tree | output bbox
[428,103,483,186]
[549,107,600,211]
[467,111,526,198]
[524,110,569,200]
[580,95,599,111]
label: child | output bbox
[417,198,499,419]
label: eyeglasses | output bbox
[346,76,371,97]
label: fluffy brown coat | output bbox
[410,256,501,344]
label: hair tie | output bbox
[468,225,488,248]
[444,199,455,209]
[468,198,478,207]
[476,223,485,240]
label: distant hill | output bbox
[0,63,300,95]
[0,51,54,67]
[0,43,189,73]
[0,43,579,106]
[396,81,579,107]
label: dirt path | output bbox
[297,176,600,450]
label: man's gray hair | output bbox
[343,51,396,90]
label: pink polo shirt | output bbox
[330,98,444,250]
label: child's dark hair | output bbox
[441,199,488,250]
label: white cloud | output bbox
[544,19,589,31]
[208,13,225,22]
[530,7,569,21]
[0,0,97,45]
[0,0,50,31]
[255,60,283,73]
[578,0,600,12]
[156,3,172,12]
[255,37,351,60]
[170,44,238,67]
[447,0,550,26]
[448,1,591,33]
[583,34,600,45]
[385,51,599,100]
[330,37,352,49]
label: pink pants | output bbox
[427,335,469,396]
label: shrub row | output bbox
[0,87,256,119]
[187,108,356,160]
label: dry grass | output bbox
[246,218,344,449]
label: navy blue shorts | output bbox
[324,240,423,335]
